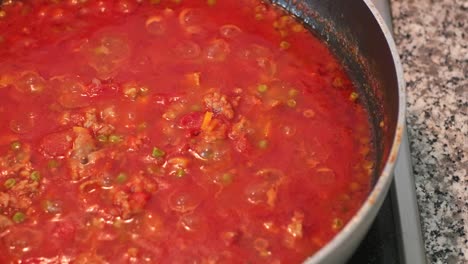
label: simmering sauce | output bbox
[0,0,374,263]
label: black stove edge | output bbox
[372,0,427,262]
[352,1,427,263]
[392,126,427,264]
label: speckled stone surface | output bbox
[390,0,467,263]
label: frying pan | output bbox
[269,0,405,263]
[0,0,404,263]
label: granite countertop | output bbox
[390,0,467,263]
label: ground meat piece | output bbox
[69,127,97,180]
[100,106,117,123]
[229,116,249,139]
[125,134,150,152]
[86,149,110,164]
[0,214,12,231]
[285,211,305,248]
[113,190,151,219]
[7,179,39,210]
[0,179,39,212]
[0,145,33,176]
[112,191,132,219]
[228,116,251,152]
[72,127,96,159]
[112,174,157,219]
[202,119,228,143]
[0,192,9,208]
[70,148,111,182]
[83,108,115,136]
[10,180,39,198]
[203,92,234,120]
[0,143,39,212]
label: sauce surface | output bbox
[0,0,374,263]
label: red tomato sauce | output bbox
[0,0,374,263]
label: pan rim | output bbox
[303,0,406,263]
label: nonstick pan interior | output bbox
[270,0,401,187]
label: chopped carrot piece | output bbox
[266,187,277,208]
[185,72,201,87]
[201,111,214,131]
[263,120,272,137]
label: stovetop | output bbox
[346,1,427,263]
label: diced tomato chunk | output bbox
[40,131,74,157]
[179,112,203,136]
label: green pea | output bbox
[258,139,268,149]
[151,147,165,158]
[287,99,297,108]
[288,88,299,97]
[48,159,59,169]
[4,178,16,189]
[10,141,21,151]
[109,134,122,143]
[218,173,233,186]
[175,168,186,178]
[30,171,41,181]
[116,172,128,184]
[12,212,25,223]
[257,84,268,93]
